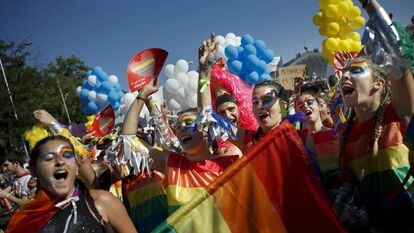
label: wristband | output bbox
[49,121,64,133]
[137,96,146,102]
[199,79,210,93]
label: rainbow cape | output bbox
[152,121,345,232]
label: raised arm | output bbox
[121,82,159,135]
[359,0,414,125]
[198,32,218,108]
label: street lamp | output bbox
[0,41,32,156]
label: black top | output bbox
[40,193,111,233]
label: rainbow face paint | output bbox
[39,145,75,162]
[178,115,197,135]
[295,97,317,112]
[252,90,278,111]
[342,60,371,79]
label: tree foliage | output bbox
[0,40,90,153]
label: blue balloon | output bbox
[93,66,108,82]
[241,34,254,46]
[82,82,93,90]
[240,64,251,77]
[253,40,266,55]
[262,49,275,63]
[261,73,272,81]
[114,83,121,92]
[99,81,113,93]
[244,44,257,56]
[84,107,94,116]
[257,61,268,75]
[228,60,243,75]
[237,46,244,54]
[80,94,89,106]
[238,49,249,61]
[80,88,89,98]
[117,91,124,100]
[108,91,118,104]
[96,101,108,110]
[245,71,260,85]
[245,55,260,71]
[95,81,101,90]
[86,70,93,76]
[113,101,120,111]
[224,46,238,60]
[87,101,98,112]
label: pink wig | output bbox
[210,67,259,131]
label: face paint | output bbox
[39,145,75,162]
[342,60,371,79]
[295,97,317,111]
[252,90,278,111]
[179,115,197,134]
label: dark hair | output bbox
[30,135,105,225]
[2,151,26,167]
[177,108,198,116]
[253,80,286,101]
[294,92,320,109]
[215,93,238,108]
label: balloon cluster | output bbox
[225,34,274,85]
[76,67,124,116]
[313,0,365,63]
[163,59,198,112]
[214,32,242,68]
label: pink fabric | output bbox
[210,69,259,131]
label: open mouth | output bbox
[304,109,312,116]
[341,83,355,97]
[258,112,270,121]
[53,170,68,180]
[180,136,192,145]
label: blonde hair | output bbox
[339,59,391,167]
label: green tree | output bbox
[0,40,90,153]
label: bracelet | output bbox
[199,79,210,93]
[49,121,64,133]
[137,96,146,102]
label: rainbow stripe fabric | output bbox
[342,105,414,229]
[152,121,345,233]
[299,129,340,191]
[123,171,169,233]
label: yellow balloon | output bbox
[336,16,348,26]
[337,1,349,17]
[325,4,338,19]
[337,39,350,52]
[349,32,361,41]
[346,6,361,19]
[350,16,366,29]
[322,46,335,64]
[326,22,340,36]
[319,0,330,9]
[319,26,328,36]
[313,11,324,25]
[350,40,363,52]
[325,37,339,50]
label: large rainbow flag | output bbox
[152,121,345,232]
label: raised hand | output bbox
[33,110,56,125]
[139,80,159,100]
[198,32,219,70]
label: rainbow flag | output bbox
[153,121,345,232]
[123,171,169,233]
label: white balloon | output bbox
[218,47,225,58]
[165,78,180,93]
[175,88,186,102]
[188,94,197,108]
[186,77,198,95]
[108,75,118,85]
[164,64,175,79]
[88,91,97,101]
[175,59,189,74]
[187,70,198,80]
[234,36,242,46]
[168,99,182,111]
[214,35,226,45]
[225,32,236,40]
[96,93,108,103]
[176,73,189,87]
[225,39,236,47]
[87,75,97,86]
[76,86,82,96]
[120,92,138,115]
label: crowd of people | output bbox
[0,0,413,232]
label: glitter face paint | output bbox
[295,97,317,112]
[252,90,278,111]
[39,145,75,162]
[342,60,371,79]
[179,115,197,135]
